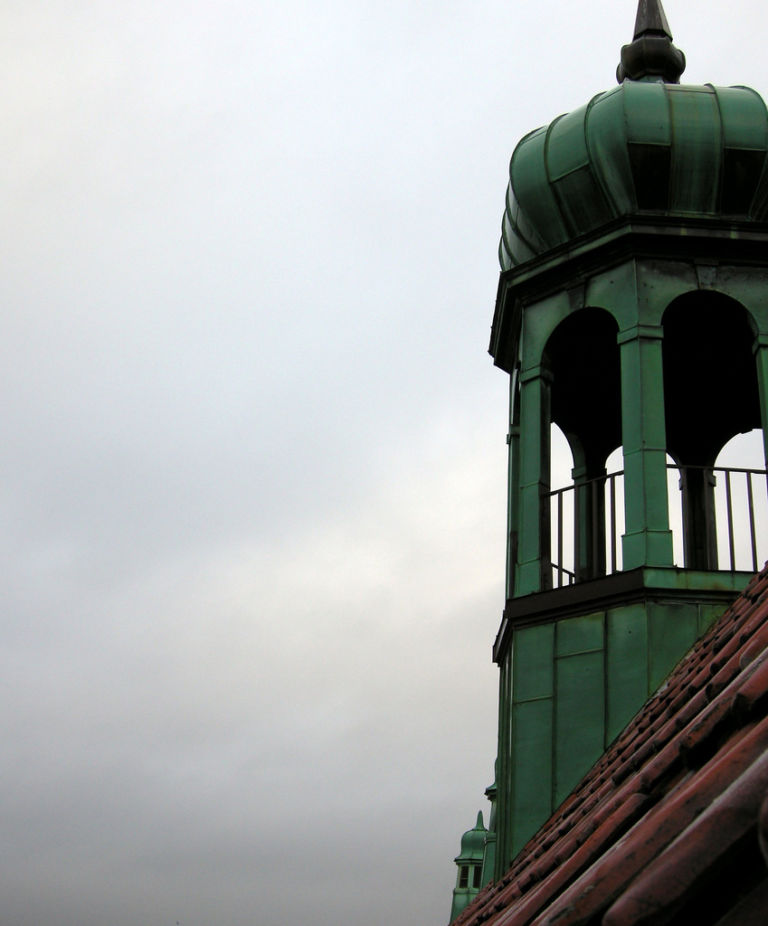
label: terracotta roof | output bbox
[454,564,768,926]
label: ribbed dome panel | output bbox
[499,81,768,271]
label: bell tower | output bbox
[489,0,768,875]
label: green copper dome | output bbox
[454,812,487,863]
[499,5,768,270]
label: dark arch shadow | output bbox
[544,308,621,581]
[663,292,761,570]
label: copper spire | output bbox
[632,0,673,38]
[617,0,686,84]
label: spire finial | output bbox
[633,0,673,39]
[617,0,686,84]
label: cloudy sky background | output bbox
[2,2,767,924]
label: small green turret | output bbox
[449,812,489,922]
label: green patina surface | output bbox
[500,590,740,863]
[504,256,768,600]
[510,695,553,854]
[500,81,768,270]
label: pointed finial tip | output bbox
[633,0,673,40]
[617,0,685,84]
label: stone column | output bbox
[618,324,675,569]
[572,460,608,581]
[506,372,521,599]
[515,365,552,595]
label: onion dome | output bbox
[499,0,768,271]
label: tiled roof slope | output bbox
[455,564,768,926]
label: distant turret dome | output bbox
[499,2,768,270]
[455,812,487,863]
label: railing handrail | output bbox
[549,463,768,498]
[666,463,768,477]
[548,468,625,498]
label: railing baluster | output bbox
[591,483,599,573]
[725,470,735,571]
[557,490,563,588]
[610,474,617,574]
[573,479,581,584]
[747,471,758,573]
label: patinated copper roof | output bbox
[498,0,768,272]
[498,81,768,270]
[453,563,768,925]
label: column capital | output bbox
[617,324,664,345]
[519,364,554,384]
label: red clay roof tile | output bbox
[602,746,768,925]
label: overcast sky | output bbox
[2,2,767,925]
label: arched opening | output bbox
[544,308,621,584]
[663,293,762,571]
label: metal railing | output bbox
[548,464,768,587]
[675,464,767,574]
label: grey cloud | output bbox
[3,1,767,924]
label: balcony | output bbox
[549,464,768,588]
